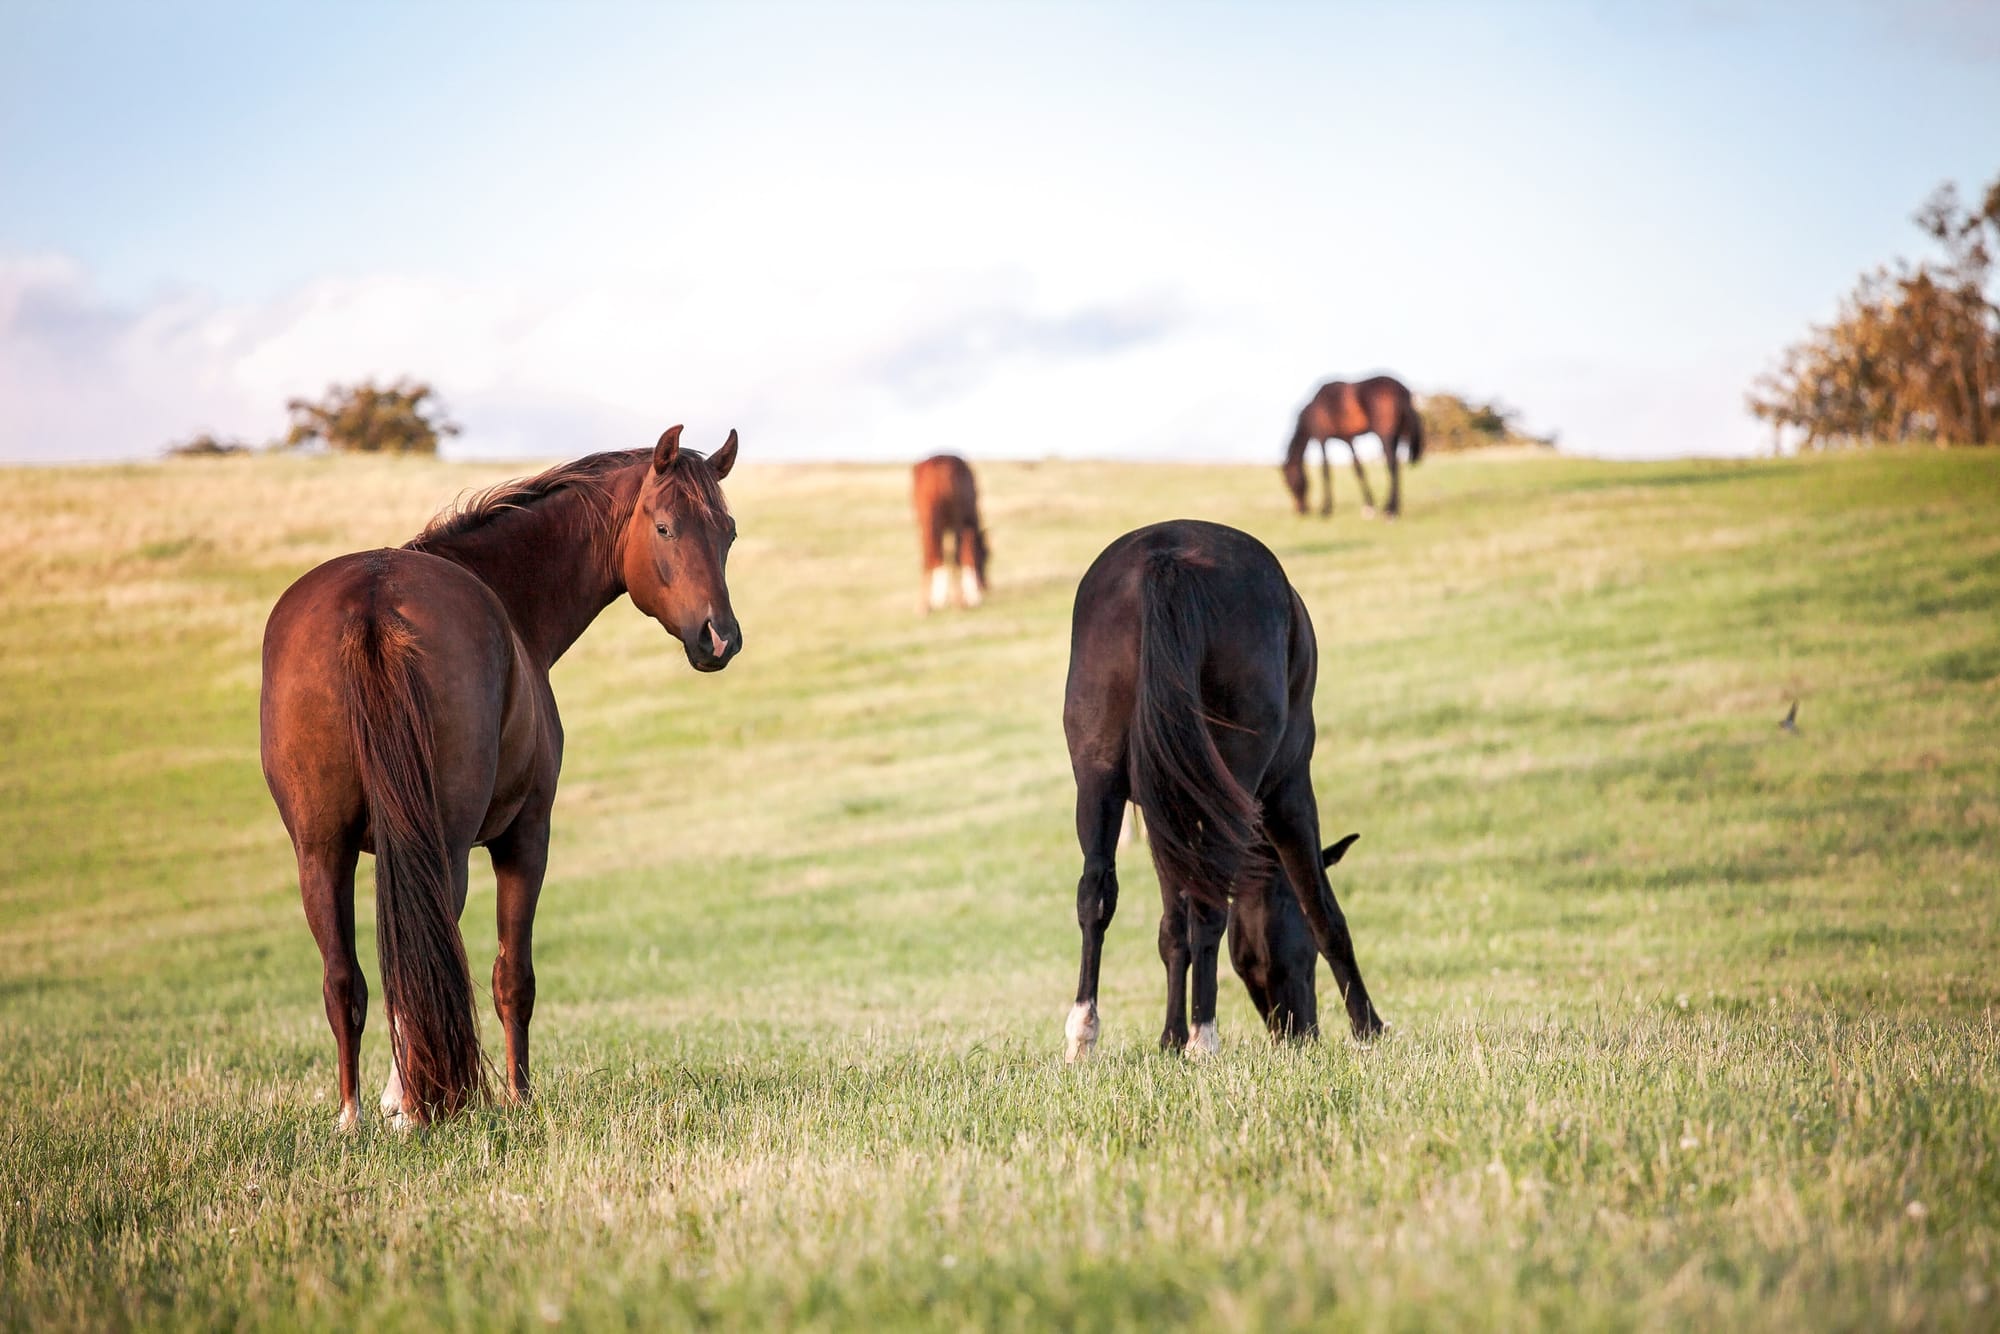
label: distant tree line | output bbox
[1749,174,2000,448]
[167,379,460,458]
[1417,393,1556,452]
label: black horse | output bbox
[1061,520,1384,1059]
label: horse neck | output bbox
[420,465,640,669]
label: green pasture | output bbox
[1,447,1996,1330]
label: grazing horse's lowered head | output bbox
[622,426,743,672]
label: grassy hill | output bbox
[2,448,1996,1330]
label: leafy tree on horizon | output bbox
[1749,174,2000,448]
[1417,392,1556,452]
[282,379,461,456]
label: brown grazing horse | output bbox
[1283,374,1425,518]
[911,453,988,612]
[260,427,742,1129]
[1061,519,1384,1060]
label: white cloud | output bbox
[0,249,1766,466]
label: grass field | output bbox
[2,446,1997,1330]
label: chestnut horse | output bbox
[1061,519,1384,1060]
[1282,374,1425,518]
[260,427,742,1129]
[911,454,988,612]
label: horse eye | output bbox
[655,521,673,538]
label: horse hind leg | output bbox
[957,526,983,608]
[1347,440,1378,517]
[296,839,367,1131]
[1384,430,1403,518]
[1157,895,1191,1052]
[1066,764,1128,1062]
[919,511,948,614]
[1183,896,1228,1059]
[489,810,550,1103]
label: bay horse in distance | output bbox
[912,454,988,612]
[1062,519,1384,1060]
[1283,374,1425,518]
[260,427,742,1129]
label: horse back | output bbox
[260,548,548,851]
[912,454,981,530]
[1067,521,1300,760]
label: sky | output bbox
[2,1,1996,464]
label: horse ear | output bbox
[653,425,685,474]
[710,429,738,479]
[1322,833,1360,866]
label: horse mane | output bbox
[406,450,642,553]
[405,444,732,561]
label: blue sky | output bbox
[2,1,1996,463]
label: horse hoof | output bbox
[336,1104,361,1133]
[1362,507,1377,520]
[1184,1023,1220,1060]
[1064,1001,1100,1063]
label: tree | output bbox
[1749,175,2000,448]
[164,432,251,457]
[283,379,461,455]
[1416,392,1556,452]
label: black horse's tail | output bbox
[1405,405,1426,464]
[1128,549,1267,910]
[339,611,485,1122]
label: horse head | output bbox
[622,425,742,672]
[1280,456,1309,513]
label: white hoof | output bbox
[1064,1001,1100,1063]
[1184,1022,1219,1060]
[336,1103,361,1133]
[928,566,952,611]
[959,566,984,608]
[1362,506,1377,520]
[380,1063,405,1118]
[385,1106,419,1134]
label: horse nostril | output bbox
[706,620,730,657]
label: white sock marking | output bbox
[1064,1001,1100,1063]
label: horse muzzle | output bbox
[684,616,741,672]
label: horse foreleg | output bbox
[1265,771,1384,1040]
[296,840,366,1131]
[489,811,550,1104]
[1066,765,1128,1062]
[1157,896,1191,1052]
[1318,442,1334,517]
[1183,897,1228,1059]
[1347,441,1378,517]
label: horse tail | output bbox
[339,610,485,1121]
[1406,404,1426,464]
[1128,549,1267,911]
